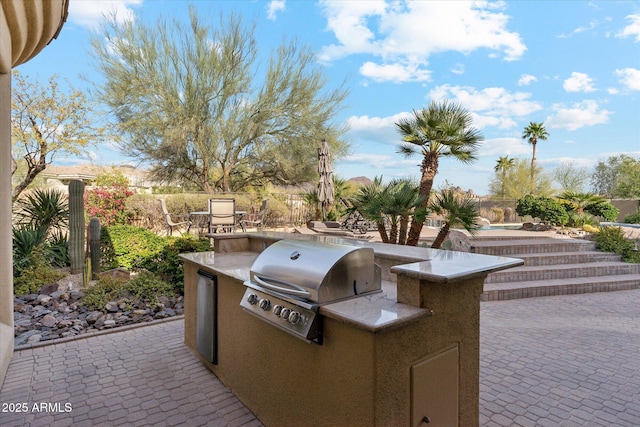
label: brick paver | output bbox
[0,318,262,427]
[481,289,640,427]
[1,289,639,426]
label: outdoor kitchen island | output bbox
[180,232,523,427]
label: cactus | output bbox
[89,217,101,279]
[68,180,86,274]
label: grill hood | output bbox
[248,239,381,304]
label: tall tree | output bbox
[488,158,554,200]
[591,155,640,198]
[11,70,107,202]
[494,156,515,200]
[90,8,348,192]
[396,100,483,246]
[553,161,589,193]
[522,121,549,191]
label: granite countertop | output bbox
[180,232,522,332]
[209,231,524,282]
[179,250,431,332]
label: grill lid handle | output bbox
[253,275,311,298]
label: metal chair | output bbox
[158,199,191,236]
[240,199,268,231]
[209,198,236,233]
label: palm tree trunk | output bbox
[389,220,398,245]
[431,222,451,249]
[530,140,537,192]
[406,153,439,246]
[398,215,409,245]
[377,221,389,243]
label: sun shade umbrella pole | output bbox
[317,138,334,222]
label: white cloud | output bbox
[617,14,640,42]
[359,62,431,83]
[450,63,465,75]
[346,112,411,144]
[518,74,537,86]
[427,84,542,129]
[546,100,612,131]
[563,72,596,93]
[615,68,640,91]
[477,137,530,157]
[267,0,286,21]
[68,0,141,30]
[319,0,526,83]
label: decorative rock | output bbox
[69,291,84,300]
[41,315,58,328]
[105,302,119,312]
[14,278,182,344]
[37,283,58,295]
[85,311,102,324]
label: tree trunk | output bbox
[398,215,409,245]
[389,221,398,245]
[431,222,451,249]
[530,139,537,192]
[377,221,389,243]
[406,152,439,246]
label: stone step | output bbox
[481,274,640,301]
[485,262,640,284]
[471,238,595,256]
[514,251,622,266]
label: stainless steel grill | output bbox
[241,239,381,344]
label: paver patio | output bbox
[2,288,639,426]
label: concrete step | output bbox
[471,238,595,256]
[485,262,640,284]
[514,251,622,266]
[481,274,640,301]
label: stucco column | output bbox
[0,72,14,387]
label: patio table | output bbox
[189,210,247,233]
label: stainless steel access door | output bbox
[196,270,217,364]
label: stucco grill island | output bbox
[180,232,523,427]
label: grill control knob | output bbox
[259,298,271,310]
[272,305,283,316]
[280,308,292,319]
[246,293,259,305]
[288,311,302,324]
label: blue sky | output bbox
[15,0,640,195]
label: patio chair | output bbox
[158,199,191,236]
[209,198,236,233]
[240,199,268,231]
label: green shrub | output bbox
[585,200,619,222]
[101,225,165,270]
[624,209,640,224]
[593,226,639,263]
[140,235,212,294]
[13,248,65,296]
[125,271,176,306]
[81,271,176,310]
[81,275,128,311]
[516,195,568,226]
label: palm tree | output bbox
[522,122,549,191]
[379,179,425,245]
[396,100,483,246]
[494,156,515,200]
[429,190,480,249]
[351,177,389,243]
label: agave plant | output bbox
[12,188,70,275]
[14,188,69,236]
